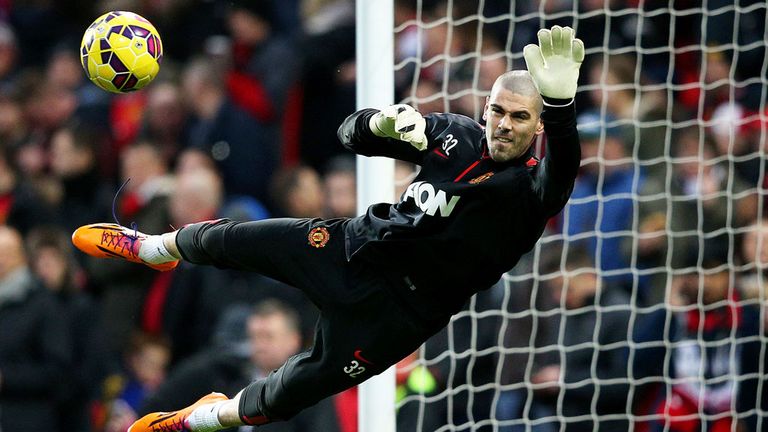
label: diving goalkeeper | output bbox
[73,26,584,431]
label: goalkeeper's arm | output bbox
[367,104,428,150]
[525,26,584,216]
[337,106,430,164]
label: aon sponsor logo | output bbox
[403,181,461,217]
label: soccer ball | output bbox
[80,11,163,93]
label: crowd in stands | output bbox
[0,0,766,431]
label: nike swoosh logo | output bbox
[354,349,374,365]
[148,412,177,427]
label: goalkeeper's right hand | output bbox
[369,104,428,151]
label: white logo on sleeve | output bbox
[403,181,461,217]
[442,133,458,155]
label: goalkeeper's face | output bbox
[483,89,544,162]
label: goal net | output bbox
[391,2,768,431]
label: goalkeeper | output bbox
[73,26,584,431]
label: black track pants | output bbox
[176,218,445,422]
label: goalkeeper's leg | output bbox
[172,218,357,306]
[129,282,438,431]
[236,288,437,425]
[74,218,351,306]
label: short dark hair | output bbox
[229,0,274,24]
[683,238,730,270]
[540,244,595,275]
[492,70,543,114]
[251,298,301,334]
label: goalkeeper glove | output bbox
[523,26,585,100]
[369,104,428,151]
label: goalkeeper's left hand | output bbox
[523,26,585,100]
[369,104,429,151]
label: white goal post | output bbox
[356,1,396,432]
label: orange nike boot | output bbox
[71,223,179,272]
[128,392,229,432]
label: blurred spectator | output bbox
[223,0,301,170]
[49,121,114,233]
[561,110,641,294]
[139,0,227,63]
[628,127,757,304]
[18,78,78,149]
[27,226,112,432]
[530,250,632,432]
[419,283,503,430]
[0,93,26,146]
[0,225,71,432]
[707,101,752,163]
[495,246,560,432]
[225,0,299,119]
[100,332,171,432]
[140,299,343,432]
[183,55,278,204]
[109,87,149,158]
[176,147,271,221]
[8,2,78,68]
[142,164,315,364]
[0,145,56,234]
[586,53,669,179]
[323,155,356,218]
[677,49,744,121]
[140,166,225,363]
[293,0,356,171]
[85,140,173,355]
[137,80,192,163]
[726,113,767,187]
[270,0,301,36]
[632,243,763,432]
[168,165,223,227]
[0,21,18,93]
[576,2,672,83]
[115,140,174,225]
[412,77,448,115]
[175,146,219,177]
[269,164,325,218]
[403,2,465,86]
[45,44,111,127]
[738,217,768,300]
[449,36,508,118]
[301,0,354,36]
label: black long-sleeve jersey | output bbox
[337,102,580,320]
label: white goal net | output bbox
[391,2,767,431]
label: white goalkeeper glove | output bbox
[369,104,428,151]
[523,25,585,100]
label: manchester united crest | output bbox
[308,227,330,248]
[469,172,494,184]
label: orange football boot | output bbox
[128,392,229,432]
[71,223,178,272]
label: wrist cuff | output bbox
[542,96,574,107]
[368,112,387,137]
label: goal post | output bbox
[356,1,396,432]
